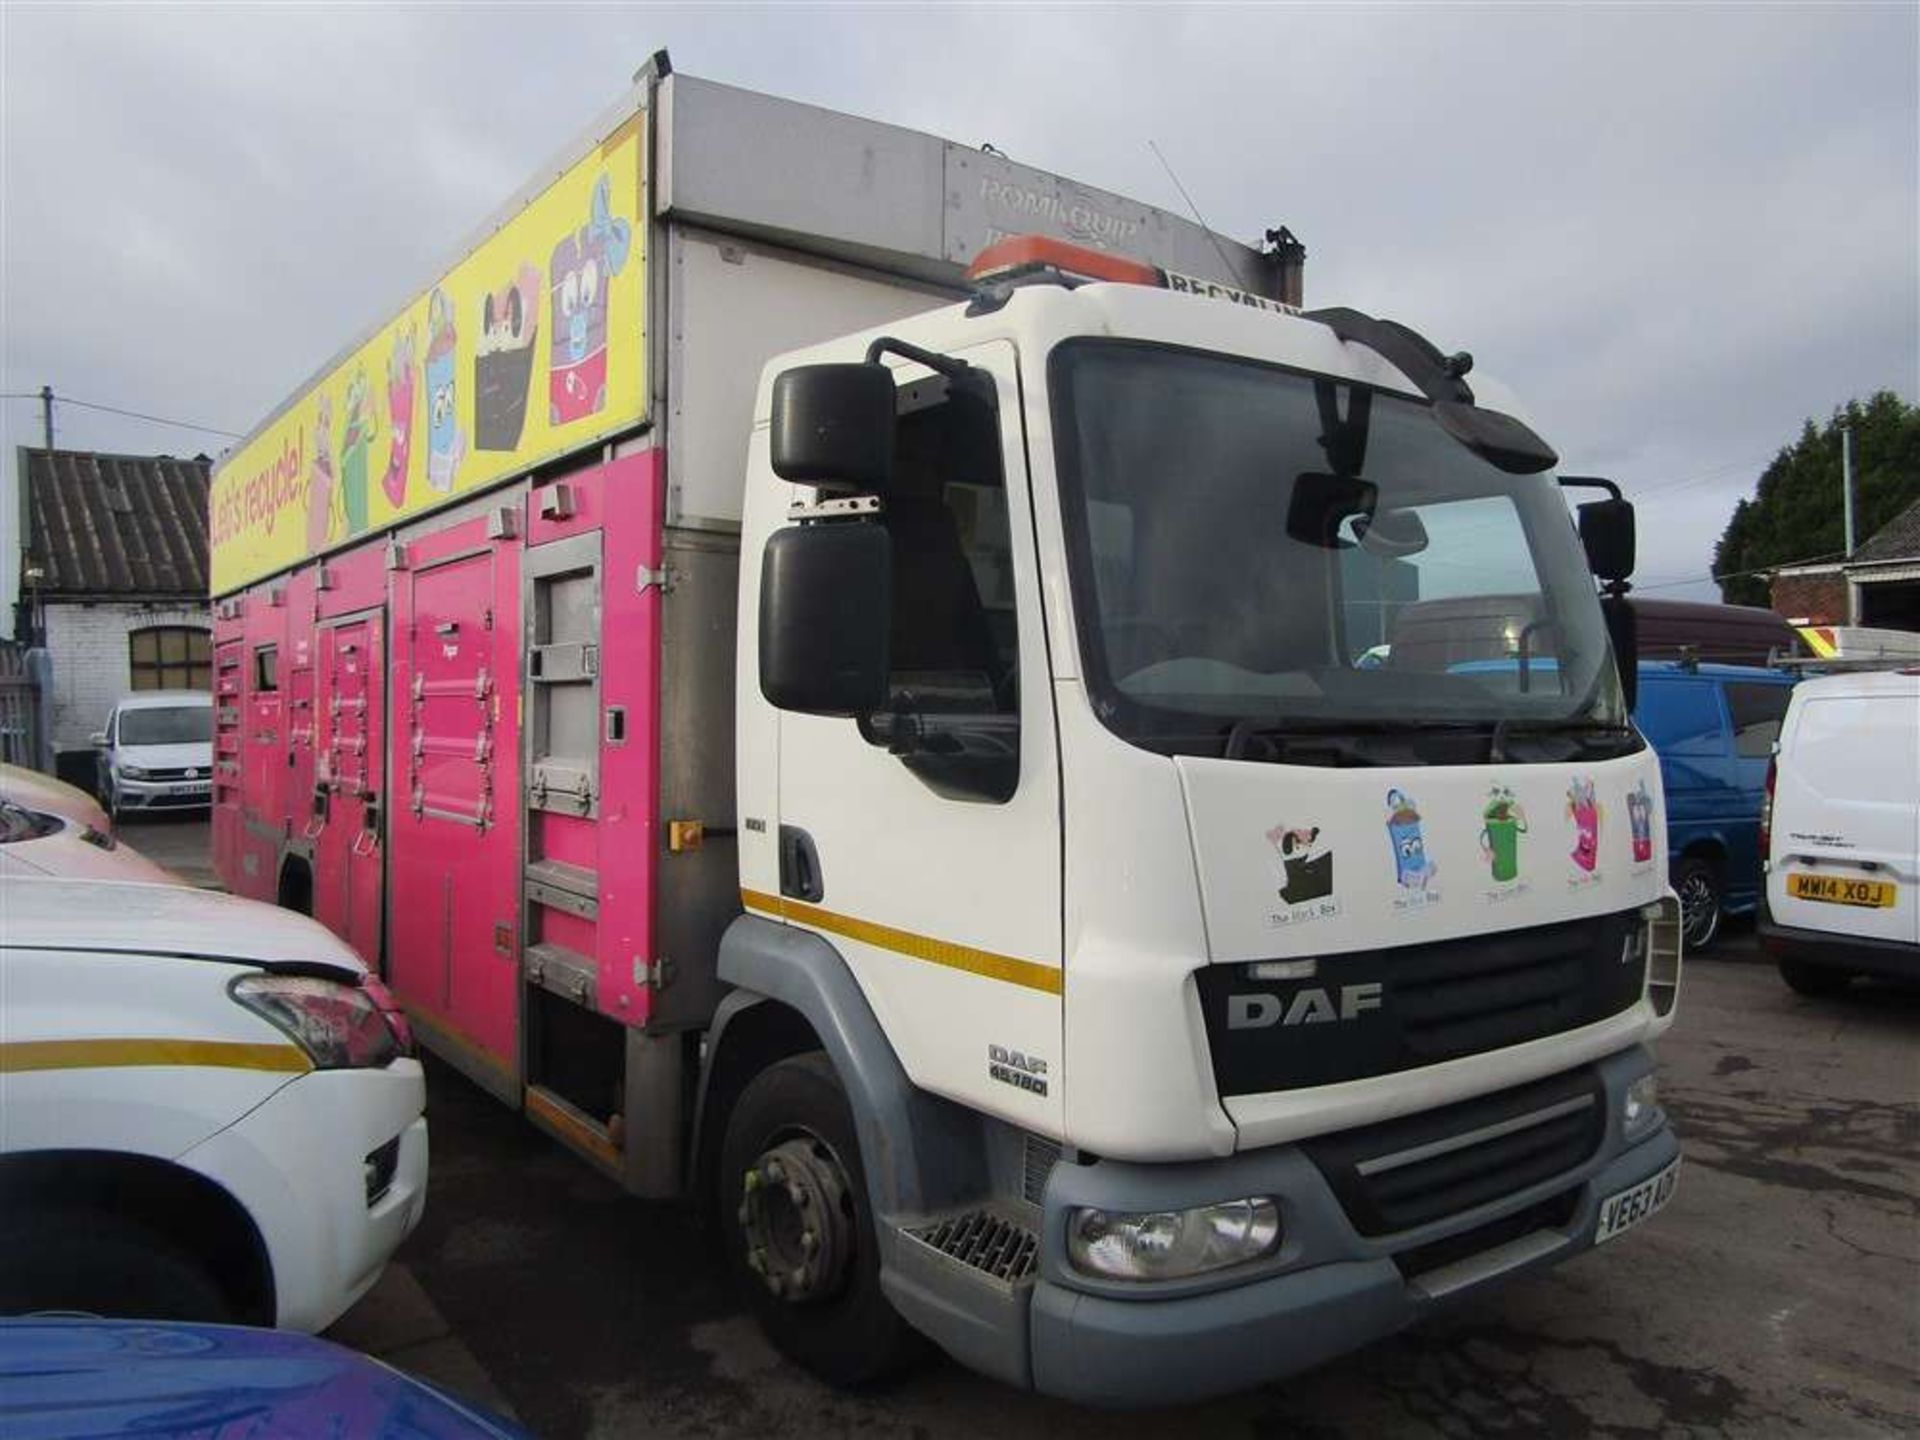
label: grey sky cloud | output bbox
[3,2,1914,601]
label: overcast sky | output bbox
[3,2,1915,600]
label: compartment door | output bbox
[315,612,386,963]
[391,546,517,1070]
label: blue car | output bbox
[0,1319,526,1440]
[1634,661,1797,951]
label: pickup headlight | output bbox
[1068,1198,1280,1282]
[230,974,409,1069]
[117,764,149,780]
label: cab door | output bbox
[767,342,1063,1131]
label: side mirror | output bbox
[770,364,895,492]
[1577,497,1636,582]
[90,731,108,748]
[759,522,891,716]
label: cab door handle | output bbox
[779,825,824,904]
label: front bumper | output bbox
[179,1060,428,1332]
[1760,915,1920,981]
[113,773,213,810]
[1028,1047,1675,1408]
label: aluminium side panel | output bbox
[663,226,953,528]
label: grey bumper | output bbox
[1027,1047,1677,1408]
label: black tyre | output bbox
[1674,856,1722,953]
[718,1051,923,1387]
[1779,958,1852,997]
[0,1210,234,1321]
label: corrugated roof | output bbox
[19,447,210,598]
[1850,495,1920,567]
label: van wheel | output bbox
[0,1210,234,1322]
[1779,958,1852,997]
[1674,857,1721,953]
[719,1051,923,1387]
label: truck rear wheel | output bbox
[718,1051,923,1387]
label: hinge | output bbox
[483,607,494,631]
[636,956,676,991]
[637,564,672,593]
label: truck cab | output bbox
[717,247,1683,1405]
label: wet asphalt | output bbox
[124,820,1920,1437]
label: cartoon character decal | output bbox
[1568,777,1601,873]
[1627,780,1655,863]
[474,262,541,451]
[1268,825,1334,905]
[548,173,632,426]
[1479,786,1528,883]
[338,367,377,537]
[381,326,417,509]
[305,394,337,553]
[1385,790,1439,891]
[425,288,465,494]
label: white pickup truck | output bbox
[0,876,428,1330]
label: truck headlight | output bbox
[230,974,408,1069]
[1622,1073,1661,1140]
[1068,1198,1279,1282]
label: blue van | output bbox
[1634,662,1797,951]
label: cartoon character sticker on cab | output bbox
[474,262,540,451]
[381,326,416,509]
[1479,786,1528,886]
[1386,789,1440,905]
[549,173,631,426]
[425,288,465,494]
[1627,779,1655,864]
[1268,825,1334,906]
[1567,776,1601,877]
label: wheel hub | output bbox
[737,1135,854,1303]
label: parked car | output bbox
[1760,668,1920,995]
[0,1319,526,1439]
[1634,661,1798,951]
[0,760,111,834]
[92,691,214,821]
[0,797,177,883]
[0,876,427,1331]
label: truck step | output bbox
[905,1208,1038,1285]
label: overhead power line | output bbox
[1634,548,1848,593]
[2,391,243,441]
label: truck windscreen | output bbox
[1049,339,1628,758]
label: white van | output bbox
[0,876,427,1329]
[1760,669,1920,994]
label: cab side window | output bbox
[882,374,1017,712]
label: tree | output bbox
[1711,392,1920,607]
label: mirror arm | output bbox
[863,336,990,402]
[1558,475,1623,500]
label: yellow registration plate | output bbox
[1787,873,1896,908]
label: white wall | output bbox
[42,601,210,752]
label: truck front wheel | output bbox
[718,1051,923,1387]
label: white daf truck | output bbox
[211,57,1682,1406]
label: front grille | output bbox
[1197,910,1645,1095]
[1022,1135,1061,1206]
[908,1209,1038,1284]
[1301,1066,1604,1236]
[141,767,207,782]
[1393,1187,1580,1282]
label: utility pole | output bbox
[39,385,53,452]
[1840,425,1858,624]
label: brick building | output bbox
[1770,496,1920,632]
[13,447,211,781]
